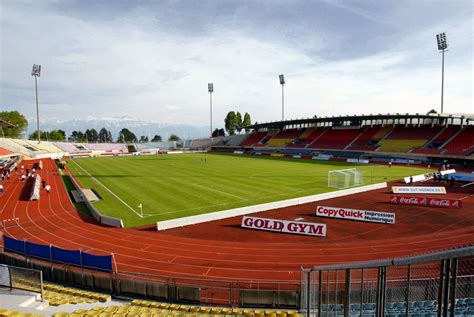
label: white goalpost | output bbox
[328,168,364,189]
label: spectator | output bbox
[0,184,3,194]
[45,184,51,194]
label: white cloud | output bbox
[0,1,472,130]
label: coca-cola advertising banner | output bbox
[392,186,447,194]
[316,206,395,224]
[241,216,327,237]
[390,195,462,208]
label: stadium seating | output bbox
[0,308,44,317]
[308,128,361,149]
[50,299,303,317]
[410,148,445,155]
[241,132,268,147]
[347,126,385,151]
[442,125,474,155]
[377,126,442,153]
[385,125,441,140]
[266,129,304,147]
[430,125,460,144]
[52,142,82,153]
[378,139,427,153]
[84,143,126,152]
[190,137,224,149]
[23,140,62,153]
[0,146,13,156]
[287,128,326,148]
[12,276,110,306]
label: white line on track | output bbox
[69,159,143,218]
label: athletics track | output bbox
[0,159,473,283]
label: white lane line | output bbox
[70,159,143,218]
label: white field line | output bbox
[191,182,247,200]
[70,159,143,218]
[155,186,324,216]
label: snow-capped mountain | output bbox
[26,116,212,140]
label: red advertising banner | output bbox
[390,195,462,208]
[241,216,327,237]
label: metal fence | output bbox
[0,250,299,308]
[0,263,43,298]
[301,246,474,317]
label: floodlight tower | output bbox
[208,83,214,137]
[436,33,448,113]
[279,74,285,121]
[31,64,42,143]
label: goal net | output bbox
[328,168,363,189]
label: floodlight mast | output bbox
[208,83,214,137]
[31,64,41,143]
[279,74,285,121]
[436,33,448,113]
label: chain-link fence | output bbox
[301,247,474,317]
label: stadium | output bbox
[1,111,473,316]
[1,2,473,317]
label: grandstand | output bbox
[226,113,474,162]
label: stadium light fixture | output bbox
[31,64,41,143]
[208,83,214,137]
[436,33,448,113]
[279,74,285,121]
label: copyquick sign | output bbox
[241,216,326,237]
[391,186,446,194]
[316,206,395,224]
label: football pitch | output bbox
[66,153,431,227]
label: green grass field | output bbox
[66,153,431,227]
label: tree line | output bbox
[1,109,254,143]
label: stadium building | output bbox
[0,112,473,316]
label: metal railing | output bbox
[0,263,44,299]
[301,246,474,317]
[0,250,299,308]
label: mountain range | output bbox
[25,116,212,140]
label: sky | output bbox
[0,0,473,129]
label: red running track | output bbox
[0,159,473,283]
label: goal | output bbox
[328,168,363,189]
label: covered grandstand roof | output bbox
[0,119,15,128]
[247,113,474,130]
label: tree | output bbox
[85,129,98,142]
[224,111,237,136]
[139,135,149,143]
[98,128,113,142]
[0,111,28,138]
[168,134,180,141]
[29,131,47,141]
[212,128,225,137]
[243,112,252,133]
[69,130,85,142]
[235,112,243,133]
[117,128,137,143]
[151,135,162,142]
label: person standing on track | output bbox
[45,184,51,194]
